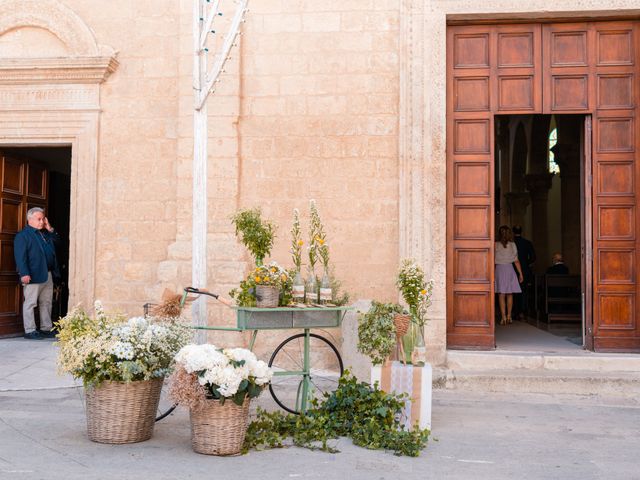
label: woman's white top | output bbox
[495,241,518,265]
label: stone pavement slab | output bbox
[1,338,639,480]
[0,338,79,392]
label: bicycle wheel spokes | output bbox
[268,333,343,414]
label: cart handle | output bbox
[181,287,233,307]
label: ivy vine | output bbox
[243,372,430,457]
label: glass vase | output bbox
[305,268,318,304]
[292,270,305,304]
[410,322,427,366]
[319,268,332,305]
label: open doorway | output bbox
[0,146,71,337]
[494,115,587,352]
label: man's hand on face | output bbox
[43,217,53,232]
[21,275,31,285]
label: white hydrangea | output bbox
[149,324,168,338]
[175,344,229,373]
[224,347,257,365]
[252,360,273,385]
[109,341,135,360]
[128,316,148,329]
[113,325,132,340]
[174,344,274,400]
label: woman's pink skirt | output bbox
[495,264,521,294]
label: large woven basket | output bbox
[255,285,280,308]
[85,377,163,444]
[190,398,250,456]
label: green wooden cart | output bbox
[154,288,352,420]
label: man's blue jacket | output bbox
[14,226,60,284]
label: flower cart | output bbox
[163,288,352,415]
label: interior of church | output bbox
[494,114,584,351]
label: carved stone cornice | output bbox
[0,56,119,85]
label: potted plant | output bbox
[231,208,276,267]
[396,260,434,365]
[169,344,273,455]
[230,261,291,307]
[56,301,191,444]
[357,301,405,366]
[253,261,290,307]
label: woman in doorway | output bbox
[495,225,524,325]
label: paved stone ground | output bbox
[1,338,639,480]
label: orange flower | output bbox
[280,274,287,282]
[254,276,262,283]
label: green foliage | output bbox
[329,272,350,306]
[229,278,257,307]
[244,371,430,457]
[290,209,303,271]
[231,208,277,266]
[357,301,404,365]
[396,259,426,315]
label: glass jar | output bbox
[292,270,305,304]
[319,269,332,304]
[305,268,318,304]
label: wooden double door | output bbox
[447,21,640,352]
[0,151,48,336]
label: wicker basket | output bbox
[393,314,412,365]
[85,377,163,444]
[190,398,250,456]
[393,313,411,337]
[255,285,280,308]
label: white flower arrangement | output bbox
[170,344,273,408]
[56,302,192,387]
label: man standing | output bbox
[512,225,536,320]
[14,207,60,340]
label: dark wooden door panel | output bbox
[449,20,640,352]
[0,152,49,336]
[590,22,640,351]
[448,24,541,349]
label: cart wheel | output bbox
[155,378,178,422]
[268,333,343,414]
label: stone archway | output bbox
[0,0,118,308]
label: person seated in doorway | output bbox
[546,252,572,315]
[547,252,569,275]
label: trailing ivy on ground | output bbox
[243,371,430,457]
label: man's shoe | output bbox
[39,330,57,339]
[23,331,43,340]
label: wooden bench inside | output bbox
[545,274,581,323]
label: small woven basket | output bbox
[393,313,411,337]
[392,313,412,365]
[85,377,163,444]
[255,285,280,308]
[190,398,251,456]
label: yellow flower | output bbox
[280,274,287,282]
[297,240,304,246]
[254,276,262,283]
[270,267,277,273]
[420,289,427,295]
[317,238,325,245]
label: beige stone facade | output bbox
[2,1,640,363]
